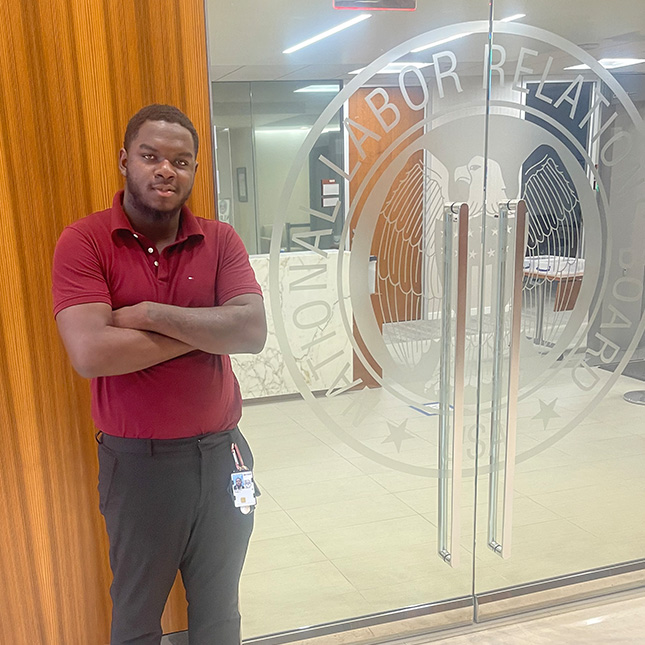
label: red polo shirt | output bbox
[52,191,262,439]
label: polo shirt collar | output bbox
[110,190,205,244]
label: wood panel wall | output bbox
[348,88,424,386]
[0,1,214,642]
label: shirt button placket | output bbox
[146,247,159,273]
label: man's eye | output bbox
[143,154,155,161]
[176,159,188,167]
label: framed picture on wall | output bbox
[236,167,248,202]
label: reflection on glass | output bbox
[211,81,343,254]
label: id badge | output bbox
[230,469,256,514]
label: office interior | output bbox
[1,1,644,644]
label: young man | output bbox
[52,104,266,645]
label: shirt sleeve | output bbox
[52,225,112,317]
[215,224,263,306]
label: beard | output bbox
[125,174,192,222]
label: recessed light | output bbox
[565,58,645,70]
[349,61,432,75]
[411,33,471,54]
[294,85,342,93]
[410,14,525,54]
[500,13,526,22]
[283,13,371,54]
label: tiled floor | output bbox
[236,364,645,641]
[403,592,645,644]
[161,590,645,644]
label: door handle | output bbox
[487,200,526,559]
[438,203,468,567]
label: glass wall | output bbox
[205,0,645,641]
[475,2,645,615]
[212,81,343,255]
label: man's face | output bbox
[119,120,198,220]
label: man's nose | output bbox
[155,159,176,179]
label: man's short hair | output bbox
[124,104,199,156]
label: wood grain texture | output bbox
[348,88,424,385]
[0,1,214,642]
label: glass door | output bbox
[472,0,645,619]
[253,9,493,639]
[205,0,645,641]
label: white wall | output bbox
[254,128,312,252]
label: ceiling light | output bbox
[350,61,432,75]
[500,13,526,22]
[565,58,645,70]
[411,33,471,54]
[294,85,342,93]
[283,13,371,54]
[410,14,524,54]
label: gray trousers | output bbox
[97,428,255,645]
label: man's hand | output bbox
[112,301,154,331]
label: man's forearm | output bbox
[74,325,194,378]
[112,296,266,356]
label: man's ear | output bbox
[118,148,128,177]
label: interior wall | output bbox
[229,127,259,253]
[255,129,311,251]
[0,1,214,642]
[348,87,425,386]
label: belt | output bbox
[95,428,237,455]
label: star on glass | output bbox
[491,228,498,236]
[382,419,414,452]
[487,248,495,258]
[532,398,560,430]
[469,250,477,259]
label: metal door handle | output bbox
[487,200,526,559]
[438,203,468,567]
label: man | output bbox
[52,104,266,645]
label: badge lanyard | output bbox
[230,443,256,514]
[231,443,247,471]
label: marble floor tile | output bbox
[251,431,344,468]
[331,543,472,594]
[257,454,362,489]
[286,492,418,534]
[307,514,435,561]
[240,564,370,636]
[242,532,327,575]
[236,377,645,641]
[261,473,389,510]
[250,508,303,541]
[241,418,308,440]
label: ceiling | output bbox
[206,0,645,83]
